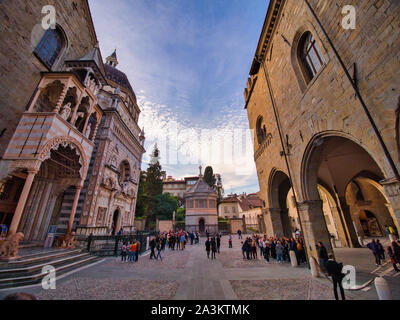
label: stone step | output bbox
[0,252,89,278]
[0,254,99,289]
[5,249,82,267]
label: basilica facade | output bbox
[244,0,400,260]
[0,0,145,246]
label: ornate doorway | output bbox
[111,209,120,235]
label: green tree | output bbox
[175,207,186,223]
[135,171,148,218]
[153,193,178,220]
[144,144,165,226]
[203,166,216,188]
[216,173,224,204]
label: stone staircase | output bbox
[0,248,101,289]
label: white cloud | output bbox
[88,0,261,194]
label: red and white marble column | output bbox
[8,169,38,235]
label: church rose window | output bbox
[34,28,64,68]
[298,32,324,83]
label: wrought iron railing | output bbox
[82,231,158,256]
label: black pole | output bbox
[304,0,400,183]
[255,56,310,268]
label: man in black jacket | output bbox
[326,254,346,300]
[205,238,211,259]
[317,242,329,272]
[149,237,156,260]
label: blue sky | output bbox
[88,0,269,195]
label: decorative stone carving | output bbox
[55,232,77,249]
[59,102,72,120]
[85,123,92,138]
[38,136,88,178]
[0,232,24,258]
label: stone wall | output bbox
[245,0,400,256]
[0,0,97,159]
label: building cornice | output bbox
[249,0,285,75]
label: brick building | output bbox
[244,0,400,260]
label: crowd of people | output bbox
[239,232,307,265]
[120,230,201,262]
[366,238,400,272]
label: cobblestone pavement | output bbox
[1,234,398,300]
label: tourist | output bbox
[205,237,211,259]
[264,240,270,263]
[195,232,200,244]
[376,239,385,261]
[392,241,400,264]
[317,242,329,272]
[190,232,195,245]
[206,229,209,238]
[237,229,242,239]
[149,237,156,260]
[129,241,136,262]
[135,240,141,262]
[180,233,186,250]
[289,238,300,265]
[117,227,123,236]
[156,241,163,261]
[387,246,399,272]
[251,238,257,259]
[297,239,306,263]
[258,238,264,257]
[211,237,217,259]
[216,234,221,253]
[367,239,381,266]
[228,235,233,248]
[121,242,128,262]
[245,238,252,260]
[326,254,346,300]
[275,241,284,263]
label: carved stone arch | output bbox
[38,136,88,178]
[300,131,386,201]
[34,80,65,112]
[267,167,291,209]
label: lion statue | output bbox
[55,232,77,249]
[0,232,24,258]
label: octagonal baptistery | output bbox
[184,171,218,234]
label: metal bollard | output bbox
[374,277,392,300]
[289,250,298,267]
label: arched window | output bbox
[297,32,324,83]
[256,116,267,145]
[34,27,65,68]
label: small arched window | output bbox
[298,32,324,83]
[34,27,65,68]
[256,116,267,145]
